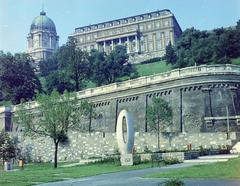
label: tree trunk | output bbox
[54,141,59,168]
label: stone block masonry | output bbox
[16,131,234,162]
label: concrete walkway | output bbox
[38,162,240,186]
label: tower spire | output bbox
[42,2,44,12]
[40,2,46,15]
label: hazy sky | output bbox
[0,0,240,53]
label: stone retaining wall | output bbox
[15,131,235,162]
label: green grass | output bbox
[135,61,172,76]
[145,157,240,179]
[0,162,153,186]
[231,57,240,65]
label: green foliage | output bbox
[163,157,181,165]
[231,57,240,65]
[0,52,41,104]
[163,179,185,186]
[14,90,91,168]
[57,38,92,92]
[39,42,136,93]
[169,20,240,68]
[45,71,74,94]
[147,97,173,132]
[39,56,58,77]
[165,42,177,65]
[147,97,173,150]
[140,57,163,64]
[90,45,136,85]
[0,131,19,162]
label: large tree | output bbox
[165,42,177,65]
[57,39,92,91]
[0,53,41,104]
[147,97,173,150]
[15,90,91,168]
[104,45,135,84]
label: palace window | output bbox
[164,20,169,27]
[147,24,152,30]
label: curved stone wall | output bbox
[1,64,240,161]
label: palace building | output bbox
[69,9,182,63]
[27,10,59,64]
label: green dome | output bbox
[30,11,56,33]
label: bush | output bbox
[140,57,163,64]
[99,156,120,166]
[163,157,181,165]
[163,179,185,186]
[133,155,141,165]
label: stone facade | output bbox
[1,64,240,161]
[69,9,182,63]
[27,10,59,65]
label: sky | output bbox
[0,0,240,53]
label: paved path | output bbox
[38,163,240,186]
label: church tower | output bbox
[27,10,59,65]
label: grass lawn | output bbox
[0,162,153,186]
[145,157,240,179]
[232,57,240,65]
[135,61,172,77]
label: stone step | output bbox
[184,159,228,163]
[198,154,239,160]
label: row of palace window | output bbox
[75,11,170,33]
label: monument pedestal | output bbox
[120,154,133,166]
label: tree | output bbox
[39,56,58,77]
[45,71,74,94]
[15,90,91,168]
[89,49,107,86]
[147,97,173,150]
[0,131,18,165]
[165,42,177,65]
[57,39,92,91]
[0,53,41,104]
[105,45,132,84]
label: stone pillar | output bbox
[144,35,148,52]
[50,35,52,48]
[135,35,139,53]
[161,32,165,49]
[111,40,114,51]
[38,34,41,48]
[153,33,156,51]
[127,37,130,53]
[103,41,106,52]
[119,38,122,45]
[170,30,174,45]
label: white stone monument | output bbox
[116,109,134,166]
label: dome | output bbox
[30,11,56,33]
